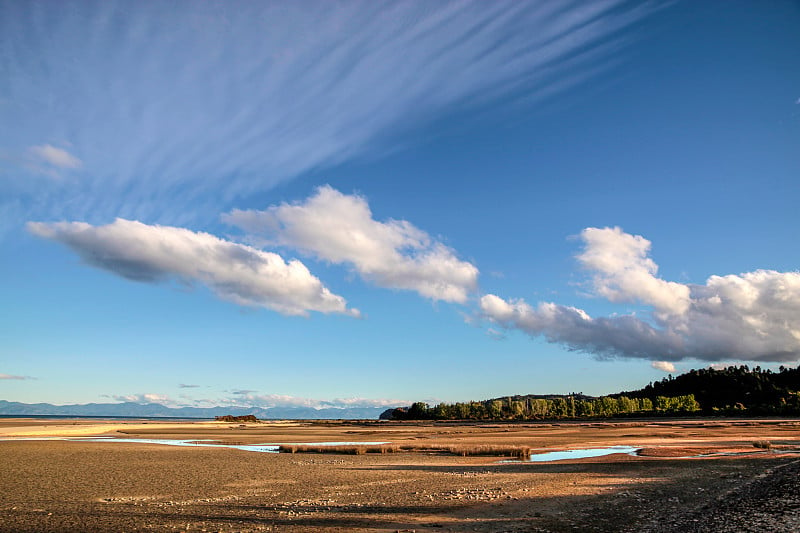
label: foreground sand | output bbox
[1,418,799,532]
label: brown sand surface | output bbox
[1,418,800,532]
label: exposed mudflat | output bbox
[640,457,800,533]
[1,418,799,532]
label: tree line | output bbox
[390,394,700,421]
[388,364,800,420]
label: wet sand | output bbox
[1,418,799,532]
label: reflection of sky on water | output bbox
[2,438,649,461]
[0,437,388,453]
[518,446,640,462]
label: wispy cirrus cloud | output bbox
[28,145,82,171]
[230,389,258,396]
[27,218,359,317]
[225,186,478,303]
[0,144,82,186]
[482,227,800,363]
[1,1,656,226]
[0,373,34,380]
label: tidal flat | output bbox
[1,418,800,532]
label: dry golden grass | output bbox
[278,444,401,454]
[277,442,531,458]
[440,444,531,458]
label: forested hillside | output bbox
[387,365,800,420]
[619,364,800,415]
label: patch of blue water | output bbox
[505,445,641,463]
[75,437,282,452]
[0,437,388,453]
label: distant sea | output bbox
[1,414,208,421]
[0,400,393,420]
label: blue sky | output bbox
[2,1,799,409]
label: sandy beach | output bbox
[1,418,799,532]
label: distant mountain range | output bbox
[0,400,393,420]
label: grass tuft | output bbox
[277,443,531,458]
[278,444,401,455]
[443,444,531,459]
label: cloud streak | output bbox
[0,373,33,380]
[28,145,82,170]
[225,186,479,303]
[482,227,800,363]
[1,1,655,225]
[27,218,358,317]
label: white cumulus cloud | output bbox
[479,294,682,359]
[224,186,479,303]
[27,218,358,317]
[324,397,408,408]
[481,227,800,363]
[577,226,690,316]
[111,393,171,404]
[220,392,407,410]
[651,361,676,373]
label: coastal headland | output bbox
[2,418,799,532]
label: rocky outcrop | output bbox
[379,407,408,420]
[214,414,259,423]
